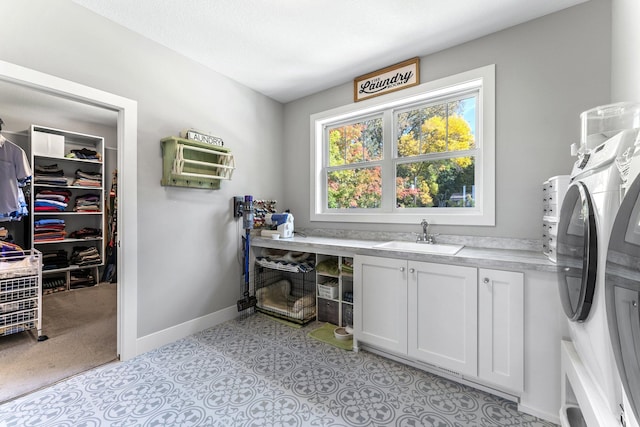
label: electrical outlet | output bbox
[233,196,244,218]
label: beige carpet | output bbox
[0,283,117,403]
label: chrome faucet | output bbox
[416,219,435,244]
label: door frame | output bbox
[0,59,138,360]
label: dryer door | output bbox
[606,173,640,423]
[557,181,598,322]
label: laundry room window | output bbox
[395,96,476,209]
[311,65,495,226]
[326,116,383,208]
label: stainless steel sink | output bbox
[373,241,464,255]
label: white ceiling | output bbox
[72,0,588,104]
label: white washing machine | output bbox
[557,128,639,424]
[605,132,640,427]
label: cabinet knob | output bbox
[483,277,490,284]
[409,268,415,273]
[399,267,405,272]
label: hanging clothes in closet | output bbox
[0,119,32,222]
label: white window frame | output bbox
[310,64,495,226]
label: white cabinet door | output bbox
[354,255,408,354]
[408,261,478,376]
[478,268,524,392]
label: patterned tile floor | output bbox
[0,313,558,426]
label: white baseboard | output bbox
[135,305,238,355]
[518,403,560,425]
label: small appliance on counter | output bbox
[260,213,294,239]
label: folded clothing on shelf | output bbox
[70,246,101,267]
[68,228,102,239]
[316,258,339,276]
[66,148,101,161]
[255,256,314,273]
[34,164,64,176]
[34,164,67,186]
[33,176,68,186]
[70,269,96,288]
[34,190,71,212]
[34,218,66,242]
[74,193,100,212]
[0,241,24,259]
[73,169,102,187]
[33,231,66,242]
[42,250,69,271]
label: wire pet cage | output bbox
[254,264,316,325]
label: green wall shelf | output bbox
[160,136,234,189]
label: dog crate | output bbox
[254,255,316,324]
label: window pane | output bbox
[328,118,382,167]
[397,96,476,157]
[396,157,475,208]
[448,97,476,151]
[327,166,381,209]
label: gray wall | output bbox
[282,0,612,240]
[0,0,285,337]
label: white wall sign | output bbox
[181,129,224,146]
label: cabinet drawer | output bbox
[317,298,339,324]
[542,202,558,218]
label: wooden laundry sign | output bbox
[354,57,420,102]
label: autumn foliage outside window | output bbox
[396,97,476,208]
[327,117,383,208]
[325,96,476,210]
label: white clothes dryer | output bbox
[557,129,639,418]
[605,133,640,427]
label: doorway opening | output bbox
[0,60,138,396]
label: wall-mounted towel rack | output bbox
[161,136,235,189]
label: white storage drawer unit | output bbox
[0,250,43,338]
[543,175,570,261]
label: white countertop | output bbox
[251,234,557,273]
